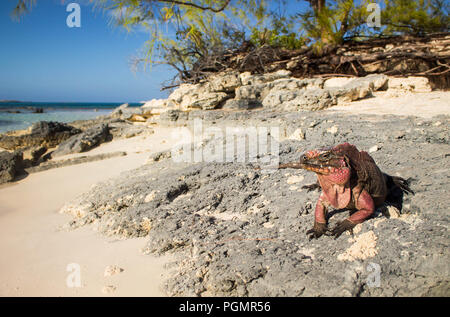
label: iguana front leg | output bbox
[332,189,375,238]
[306,193,329,239]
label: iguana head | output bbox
[299,146,350,176]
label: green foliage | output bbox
[11,0,36,20]
[380,0,449,35]
[250,25,306,50]
[11,0,450,79]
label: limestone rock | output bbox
[0,121,81,151]
[210,71,241,92]
[102,285,117,294]
[52,124,110,157]
[0,151,23,184]
[189,92,229,110]
[387,76,432,92]
[324,77,355,88]
[141,99,176,115]
[168,82,230,110]
[222,99,261,110]
[110,103,142,120]
[104,265,124,277]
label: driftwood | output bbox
[164,32,450,90]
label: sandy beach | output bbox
[0,127,176,296]
[0,88,449,297]
[2,0,449,300]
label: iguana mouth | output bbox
[299,150,348,174]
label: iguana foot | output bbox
[306,222,328,240]
[331,219,356,239]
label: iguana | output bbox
[278,143,414,239]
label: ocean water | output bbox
[0,102,142,133]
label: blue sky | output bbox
[0,0,175,102]
[0,0,311,103]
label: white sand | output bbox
[326,91,450,118]
[0,127,176,296]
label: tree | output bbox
[12,0,449,83]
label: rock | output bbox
[369,145,379,153]
[286,59,299,69]
[261,75,387,110]
[327,125,338,134]
[287,128,305,140]
[141,99,176,115]
[127,114,151,122]
[168,83,230,110]
[60,110,450,296]
[381,205,401,219]
[0,121,81,151]
[210,71,241,92]
[159,110,187,122]
[110,103,142,119]
[189,92,229,110]
[0,151,23,184]
[21,146,48,167]
[235,84,272,101]
[290,89,334,111]
[104,265,124,277]
[167,83,198,105]
[237,77,325,108]
[324,77,355,88]
[239,69,292,86]
[102,285,117,294]
[25,151,127,174]
[337,231,378,262]
[222,99,261,110]
[387,76,432,92]
[52,124,110,157]
[106,121,152,139]
[148,150,172,163]
[286,175,304,184]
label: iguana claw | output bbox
[306,222,328,240]
[331,219,356,239]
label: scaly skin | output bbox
[279,142,413,239]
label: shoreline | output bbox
[0,126,177,296]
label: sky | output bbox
[0,0,175,103]
[0,0,310,103]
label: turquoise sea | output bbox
[0,102,142,133]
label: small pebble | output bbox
[102,285,117,294]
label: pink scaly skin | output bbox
[279,142,413,239]
[283,143,380,239]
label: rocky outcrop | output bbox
[0,121,81,151]
[21,146,48,167]
[110,103,142,120]
[25,151,127,174]
[387,76,432,92]
[60,110,449,297]
[140,71,429,114]
[0,151,24,184]
[52,124,111,157]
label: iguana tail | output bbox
[391,176,415,195]
[385,174,415,195]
